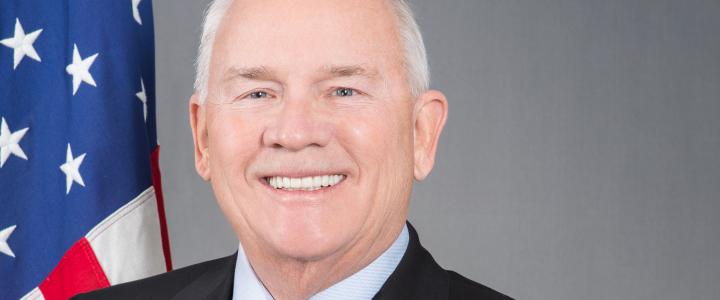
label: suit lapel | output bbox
[173,253,237,300]
[373,222,449,300]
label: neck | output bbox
[241,222,406,300]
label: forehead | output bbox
[212,0,404,79]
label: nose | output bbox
[262,96,332,151]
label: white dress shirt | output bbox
[232,225,410,300]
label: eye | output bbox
[247,91,269,99]
[334,88,356,97]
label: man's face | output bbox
[192,0,441,260]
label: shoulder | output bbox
[72,254,236,300]
[374,222,513,300]
[447,270,513,300]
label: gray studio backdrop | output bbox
[152,1,720,299]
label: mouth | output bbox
[263,174,347,192]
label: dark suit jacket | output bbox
[74,223,512,299]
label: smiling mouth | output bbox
[264,174,346,191]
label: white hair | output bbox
[194,0,429,103]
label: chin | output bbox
[267,219,354,261]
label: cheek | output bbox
[206,111,268,230]
[340,103,415,179]
[334,106,415,235]
[207,112,261,187]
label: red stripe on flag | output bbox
[151,146,173,271]
[38,238,110,299]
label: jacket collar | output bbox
[372,222,449,300]
[174,253,236,300]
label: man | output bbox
[76,0,511,299]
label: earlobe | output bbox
[189,94,211,181]
[413,90,448,181]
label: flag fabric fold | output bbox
[0,0,171,299]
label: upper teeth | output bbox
[267,175,345,190]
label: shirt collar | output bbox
[233,224,410,300]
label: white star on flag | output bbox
[132,0,143,25]
[0,18,43,70]
[0,117,29,168]
[59,143,87,194]
[136,78,148,122]
[0,225,17,258]
[65,44,99,95]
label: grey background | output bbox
[153,1,720,299]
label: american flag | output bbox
[0,0,171,299]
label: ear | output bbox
[189,94,211,181]
[413,90,448,181]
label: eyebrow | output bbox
[323,65,378,78]
[224,66,274,81]
[223,64,379,83]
